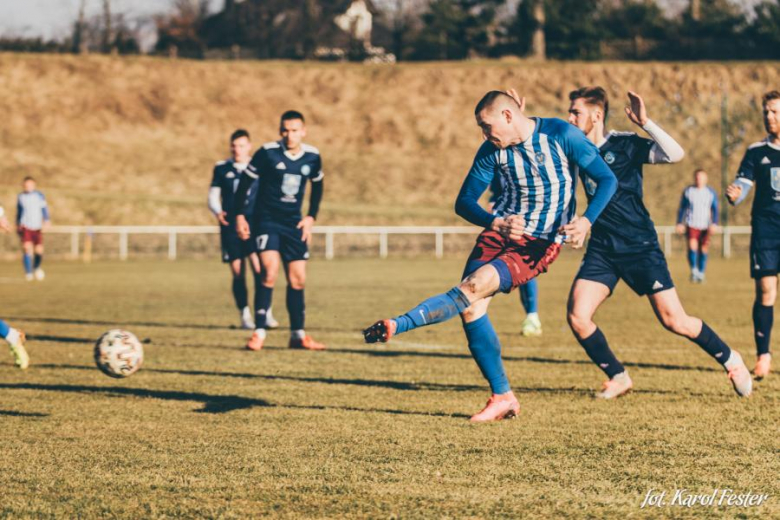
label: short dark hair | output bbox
[23,176,35,183]
[281,110,305,125]
[762,90,780,107]
[569,86,609,121]
[694,168,707,176]
[474,91,520,116]
[230,129,250,142]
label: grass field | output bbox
[0,255,777,518]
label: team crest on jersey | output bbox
[301,165,311,176]
[535,152,546,164]
[771,167,780,196]
[281,173,302,202]
[226,172,235,179]
[604,151,616,165]
[583,175,597,196]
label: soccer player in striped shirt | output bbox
[16,177,50,281]
[676,168,719,283]
[0,204,29,368]
[564,87,752,399]
[363,91,618,422]
[726,90,780,379]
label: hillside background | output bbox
[0,53,777,227]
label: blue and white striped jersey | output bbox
[17,190,50,230]
[677,185,718,230]
[467,118,602,243]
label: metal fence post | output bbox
[723,227,731,258]
[119,230,128,260]
[664,228,672,257]
[435,231,444,259]
[379,231,388,259]
[168,230,177,260]
[70,230,80,259]
[325,231,334,260]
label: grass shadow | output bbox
[0,410,49,417]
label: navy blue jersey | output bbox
[736,139,780,240]
[581,131,657,253]
[243,141,324,226]
[210,160,257,220]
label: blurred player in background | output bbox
[364,91,618,422]
[726,89,780,379]
[235,111,325,351]
[209,129,278,330]
[489,177,542,336]
[563,87,752,398]
[0,203,28,369]
[16,177,50,281]
[676,168,719,283]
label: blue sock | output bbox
[578,328,625,378]
[23,254,33,275]
[697,252,708,274]
[394,287,471,335]
[519,279,539,314]
[752,302,773,356]
[691,322,731,365]
[463,315,510,394]
[687,249,697,270]
[0,319,9,339]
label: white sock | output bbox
[723,351,742,370]
[527,312,539,321]
[291,329,305,340]
[267,307,275,321]
[5,328,20,345]
[253,328,267,339]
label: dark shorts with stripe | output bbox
[575,244,674,296]
[220,225,254,263]
[252,221,309,263]
[462,230,561,293]
[750,237,780,279]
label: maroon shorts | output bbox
[19,227,43,246]
[465,230,561,291]
[686,227,710,247]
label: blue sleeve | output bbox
[559,124,617,223]
[454,141,499,228]
[710,188,719,225]
[16,196,22,226]
[40,192,50,221]
[676,190,688,224]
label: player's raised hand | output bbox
[236,214,251,240]
[725,184,742,204]
[0,217,10,233]
[297,216,315,244]
[625,91,648,127]
[675,223,685,235]
[505,89,526,112]
[560,216,592,249]
[216,211,229,227]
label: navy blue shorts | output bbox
[252,222,309,263]
[575,245,674,296]
[750,238,780,279]
[220,225,254,263]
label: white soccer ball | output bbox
[94,329,144,378]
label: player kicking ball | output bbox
[208,129,278,330]
[364,91,618,422]
[561,87,752,398]
[235,111,325,351]
[0,204,29,369]
[726,90,780,380]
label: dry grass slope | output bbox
[0,53,777,225]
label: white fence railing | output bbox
[46,225,753,261]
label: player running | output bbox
[363,91,618,422]
[17,177,50,281]
[0,204,29,369]
[235,111,325,351]
[563,87,752,398]
[676,168,719,283]
[726,90,780,380]
[208,129,278,330]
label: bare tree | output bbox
[531,0,545,59]
[102,0,115,52]
[72,0,88,54]
[691,0,701,21]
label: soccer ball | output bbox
[94,329,144,378]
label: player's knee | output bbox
[566,310,591,337]
[289,276,306,290]
[460,305,482,323]
[659,312,688,335]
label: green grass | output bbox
[0,255,777,518]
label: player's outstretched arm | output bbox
[727,149,756,206]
